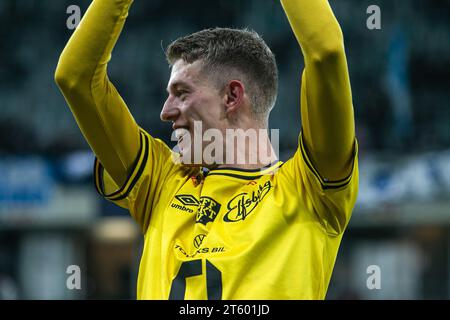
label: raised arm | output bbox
[281,0,355,181]
[55,0,139,187]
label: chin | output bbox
[176,147,200,167]
[177,150,219,169]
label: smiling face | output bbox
[161,60,225,166]
[162,28,279,168]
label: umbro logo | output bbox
[172,194,221,225]
[175,195,200,206]
[171,194,199,214]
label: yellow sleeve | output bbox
[54,0,139,187]
[280,132,358,235]
[54,0,179,232]
[281,0,356,182]
[94,130,182,233]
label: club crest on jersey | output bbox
[223,180,272,222]
[196,197,221,225]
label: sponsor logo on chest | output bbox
[223,180,272,222]
[170,180,272,224]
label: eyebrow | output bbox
[166,81,192,93]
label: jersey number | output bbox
[169,259,222,300]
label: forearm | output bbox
[55,0,133,87]
[55,0,139,186]
[281,0,355,181]
[280,0,343,59]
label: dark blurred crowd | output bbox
[0,0,449,157]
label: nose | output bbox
[160,96,180,122]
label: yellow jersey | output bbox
[94,129,358,299]
[55,0,358,299]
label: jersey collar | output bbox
[202,161,283,180]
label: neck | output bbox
[214,127,278,170]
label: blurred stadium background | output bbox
[0,0,449,299]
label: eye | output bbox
[178,90,189,101]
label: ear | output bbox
[224,80,245,114]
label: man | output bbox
[55,0,358,299]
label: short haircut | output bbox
[166,27,278,121]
